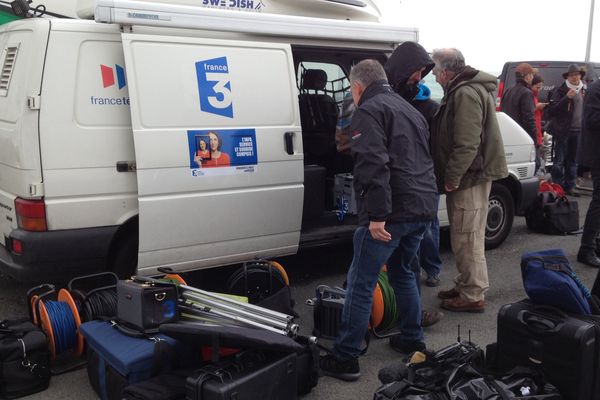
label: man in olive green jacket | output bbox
[430,48,508,313]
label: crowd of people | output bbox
[319,43,600,382]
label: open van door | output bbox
[120,32,304,274]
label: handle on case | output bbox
[518,307,565,334]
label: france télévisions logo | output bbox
[195,57,233,118]
[100,64,126,90]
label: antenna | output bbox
[457,324,461,343]
[468,330,471,345]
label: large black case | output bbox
[496,301,600,400]
[185,351,297,400]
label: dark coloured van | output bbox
[496,61,600,109]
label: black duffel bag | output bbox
[526,192,579,235]
[0,319,51,399]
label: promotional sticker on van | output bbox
[187,129,257,176]
[90,64,129,106]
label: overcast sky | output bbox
[380,0,600,74]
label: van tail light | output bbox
[496,81,505,111]
[15,198,47,232]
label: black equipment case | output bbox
[185,350,297,400]
[80,320,194,400]
[0,319,50,399]
[117,279,178,332]
[495,300,600,400]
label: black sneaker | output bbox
[389,335,426,354]
[319,354,360,381]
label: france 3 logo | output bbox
[100,64,126,89]
[195,57,233,119]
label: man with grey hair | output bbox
[430,48,508,313]
[320,59,438,381]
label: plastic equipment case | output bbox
[185,350,297,400]
[80,320,195,400]
[495,300,600,400]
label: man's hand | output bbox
[369,221,392,242]
[567,89,577,99]
[445,182,458,192]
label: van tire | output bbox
[485,183,514,250]
[111,233,138,279]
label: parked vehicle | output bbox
[0,0,537,282]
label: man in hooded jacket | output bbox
[430,48,508,313]
[384,42,444,325]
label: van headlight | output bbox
[529,146,536,162]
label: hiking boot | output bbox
[422,309,443,327]
[425,274,441,287]
[441,296,485,313]
[577,247,600,268]
[389,335,426,354]
[437,287,460,300]
[319,354,360,381]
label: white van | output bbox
[0,0,538,281]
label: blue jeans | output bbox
[552,133,579,191]
[334,222,430,360]
[418,216,441,278]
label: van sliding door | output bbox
[121,33,303,274]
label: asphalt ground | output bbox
[1,191,596,400]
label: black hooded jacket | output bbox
[384,41,439,126]
[351,80,438,225]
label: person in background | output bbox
[430,48,508,313]
[320,59,437,381]
[577,78,600,268]
[500,63,540,172]
[531,73,549,175]
[384,41,444,327]
[546,64,587,196]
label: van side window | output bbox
[0,45,19,96]
[297,62,345,169]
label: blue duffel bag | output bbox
[521,249,595,315]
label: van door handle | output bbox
[116,161,136,172]
[284,131,294,155]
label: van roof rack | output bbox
[94,0,417,44]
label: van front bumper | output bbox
[517,177,539,214]
[0,226,118,282]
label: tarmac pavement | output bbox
[1,192,595,399]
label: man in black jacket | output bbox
[319,59,438,381]
[501,63,540,170]
[384,41,444,324]
[578,79,600,267]
[547,64,587,196]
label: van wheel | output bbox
[111,233,138,279]
[485,183,514,250]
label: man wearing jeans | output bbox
[319,59,438,381]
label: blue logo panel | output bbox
[115,64,126,89]
[187,129,257,170]
[195,57,234,118]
